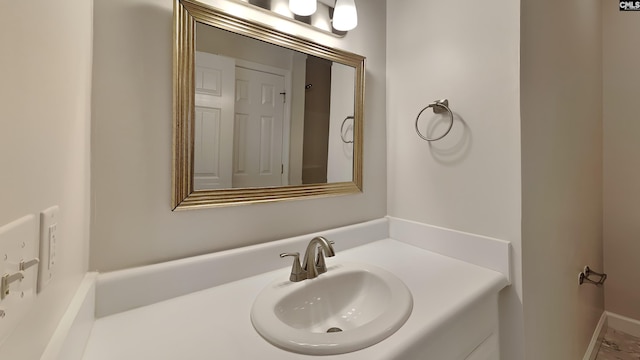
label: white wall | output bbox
[90,0,387,272]
[386,1,523,358]
[521,0,603,359]
[328,63,356,183]
[603,0,640,322]
[0,1,93,359]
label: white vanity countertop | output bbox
[82,239,508,360]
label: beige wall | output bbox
[196,22,295,70]
[90,0,387,272]
[0,1,92,359]
[521,0,604,359]
[603,0,640,321]
[386,0,523,358]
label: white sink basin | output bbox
[250,262,413,355]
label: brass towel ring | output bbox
[341,116,354,144]
[415,99,454,142]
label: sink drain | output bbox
[326,327,343,333]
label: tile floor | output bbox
[596,328,640,360]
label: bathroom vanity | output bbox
[46,218,510,360]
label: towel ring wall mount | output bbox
[415,99,454,142]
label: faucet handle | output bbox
[315,241,335,275]
[280,252,307,282]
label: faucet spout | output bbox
[302,236,335,279]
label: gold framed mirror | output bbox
[172,0,365,210]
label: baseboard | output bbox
[607,311,640,338]
[583,311,607,360]
[40,273,97,360]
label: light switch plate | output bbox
[0,214,38,346]
[38,206,59,293]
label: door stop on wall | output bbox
[579,266,607,286]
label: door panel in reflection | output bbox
[233,67,285,188]
[194,52,234,189]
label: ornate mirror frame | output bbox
[172,0,365,210]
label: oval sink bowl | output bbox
[250,262,413,355]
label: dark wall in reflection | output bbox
[302,56,332,184]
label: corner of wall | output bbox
[0,0,93,358]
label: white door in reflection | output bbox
[233,67,286,188]
[193,52,288,190]
[193,52,235,190]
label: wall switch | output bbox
[38,206,59,293]
[0,215,38,346]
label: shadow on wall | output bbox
[415,109,472,166]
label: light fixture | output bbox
[289,0,317,16]
[332,0,357,31]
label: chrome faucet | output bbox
[280,236,336,282]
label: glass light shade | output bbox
[289,0,317,16]
[333,0,358,31]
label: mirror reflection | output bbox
[194,23,356,190]
[172,0,365,210]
